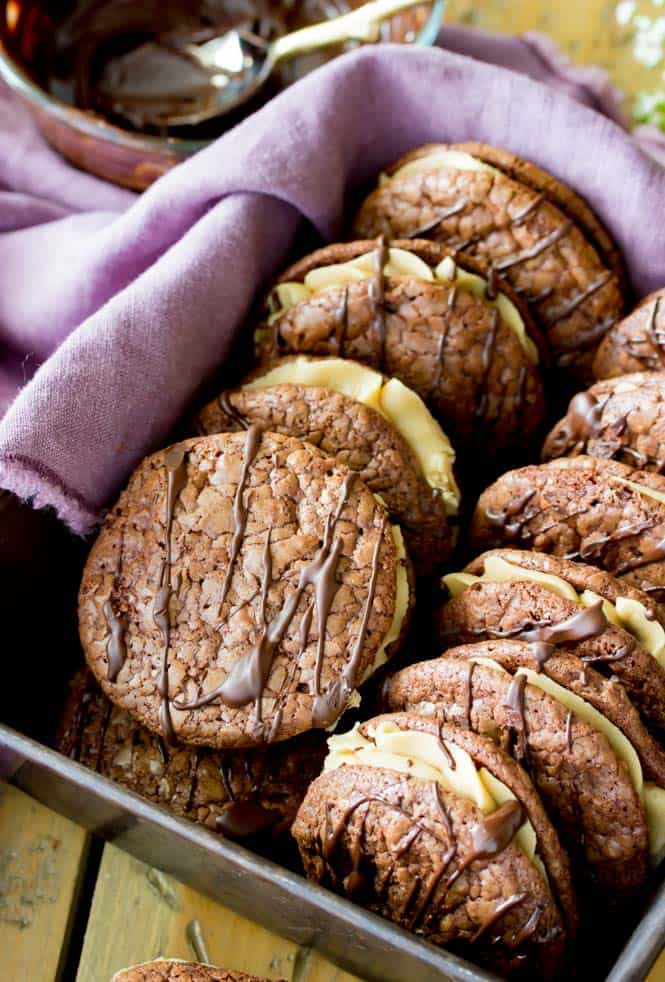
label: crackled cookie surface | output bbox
[254,239,545,456]
[543,372,665,470]
[79,431,410,748]
[352,144,625,381]
[113,961,275,982]
[594,289,665,379]
[196,357,458,575]
[381,656,652,896]
[57,671,325,837]
[293,727,568,978]
[436,577,665,729]
[470,457,665,602]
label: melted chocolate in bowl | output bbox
[2,0,435,140]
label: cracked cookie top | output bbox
[253,238,545,457]
[79,431,411,748]
[352,144,625,382]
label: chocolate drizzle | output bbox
[445,800,526,895]
[153,445,188,746]
[614,535,665,575]
[565,518,657,565]
[218,390,249,430]
[547,270,613,325]
[313,514,386,727]
[510,192,545,227]
[528,641,556,670]
[322,784,526,941]
[334,286,349,357]
[462,660,475,728]
[648,296,665,353]
[406,200,467,239]
[546,392,606,457]
[174,473,355,725]
[519,599,607,645]
[433,284,457,389]
[471,893,527,944]
[218,425,262,612]
[370,237,389,367]
[503,674,528,761]
[514,365,528,419]
[484,489,536,540]
[510,905,544,948]
[468,800,525,863]
[495,220,573,274]
[103,599,127,682]
[475,310,499,420]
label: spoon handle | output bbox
[270,0,432,66]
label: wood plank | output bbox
[651,948,665,982]
[0,782,90,982]
[76,843,361,982]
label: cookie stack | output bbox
[59,142,665,979]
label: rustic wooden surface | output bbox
[3,2,665,979]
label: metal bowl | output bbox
[0,0,444,190]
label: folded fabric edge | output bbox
[0,452,101,536]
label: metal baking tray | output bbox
[1,495,665,981]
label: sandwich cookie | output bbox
[352,143,625,381]
[113,962,278,982]
[382,653,665,897]
[593,288,665,379]
[543,372,665,471]
[195,356,460,576]
[293,714,574,978]
[79,431,412,748]
[436,572,665,730]
[253,238,545,456]
[57,671,326,839]
[470,456,665,601]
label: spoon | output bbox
[100,0,432,129]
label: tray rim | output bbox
[1,722,501,982]
[3,720,665,981]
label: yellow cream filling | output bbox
[475,657,665,865]
[326,720,539,865]
[325,524,409,724]
[434,257,537,364]
[268,246,537,364]
[611,476,665,508]
[244,357,460,516]
[364,525,409,680]
[380,149,498,185]
[443,555,665,671]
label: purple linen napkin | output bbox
[0,27,664,535]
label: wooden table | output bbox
[3,2,665,979]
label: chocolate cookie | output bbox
[293,716,572,978]
[593,288,665,379]
[352,143,626,381]
[470,456,665,601]
[57,670,326,838]
[195,356,459,576]
[543,372,665,471]
[435,576,665,730]
[79,431,412,748]
[459,549,665,726]
[113,962,276,982]
[253,238,546,457]
[381,655,658,896]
